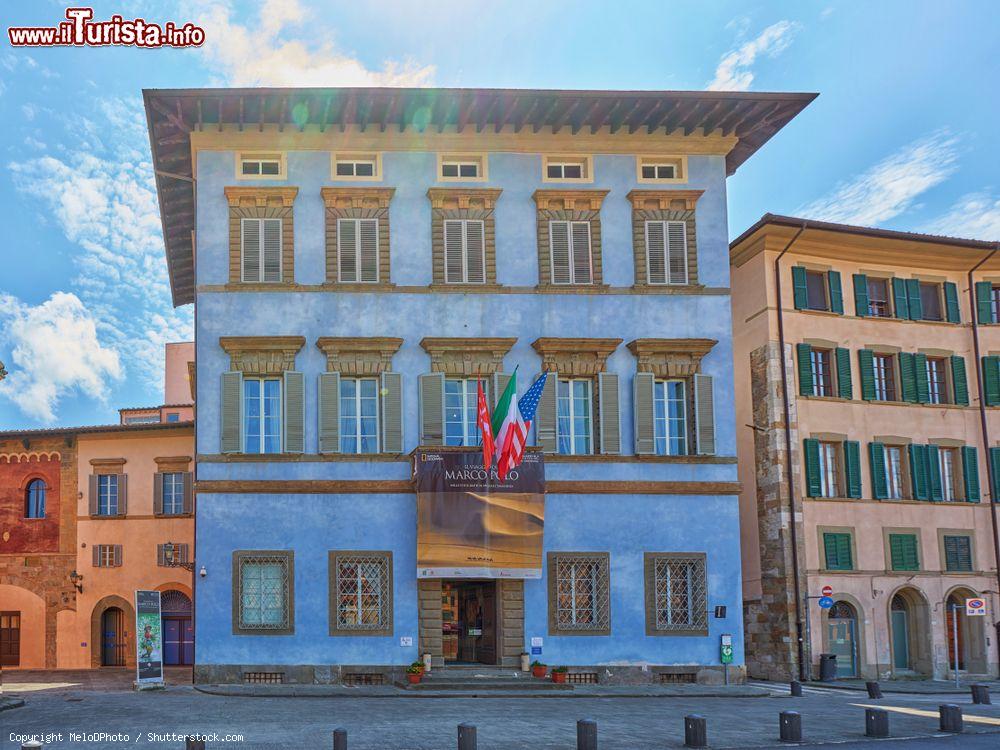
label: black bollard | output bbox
[779,711,802,742]
[577,719,597,750]
[789,680,802,697]
[333,727,348,750]
[185,738,205,750]
[21,742,43,750]
[865,708,889,738]
[939,704,963,733]
[684,715,707,748]
[865,681,883,699]
[972,684,992,705]
[458,723,477,750]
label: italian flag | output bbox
[490,370,527,480]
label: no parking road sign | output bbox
[966,598,987,616]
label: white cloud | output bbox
[0,292,122,423]
[796,130,960,226]
[188,0,435,87]
[925,191,1000,241]
[708,20,800,91]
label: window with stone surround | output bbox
[224,187,297,285]
[88,460,127,517]
[25,478,46,519]
[153,457,193,516]
[332,152,381,180]
[627,190,701,288]
[532,190,608,289]
[321,188,394,286]
[427,188,500,287]
[636,156,687,184]
[329,551,393,635]
[233,550,294,635]
[644,552,708,635]
[548,552,610,635]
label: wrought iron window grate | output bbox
[565,672,598,684]
[244,671,284,684]
[554,554,609,631]
[335,554,390,630]
[239,555,290,630]
[343,673,385,686]
[654,557,707,631]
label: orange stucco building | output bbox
[0,342,194,670]
[731,215,1000,682]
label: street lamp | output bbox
[69,570,84,594]
[163,542,194,571]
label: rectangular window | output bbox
[805,271,829,311]
[649,555,707,632]
[943,535,973,572]
[166,413,180,423]
[644,220,688,285]
[543,156,591,182]
[337,218,379,283]
[339,377,379,454]
[867,277,892,317]
[926,357,950,404]
[236,552,292,632]
[333,153,379,179]
[439,154,485,181]
[239,152,284,178]
[557,378,593,455]
[920,282,943,321]
[653,379,687,456]
[889,533,920,571]
[637,156,686,183]
[873,354,897,401]
[97,475,119,516]
[992,286,1000,324]
[549,221,593,285]
[243,377,282,454]
[818,441,840,498]
[885,445,905,500]
[444,378,482,447]
[241,218,282,283]
[940,447,959,501]
[550,553,610,634]
[94,544,119,568]
[823,532,854,571]
[331,552,392,633]
[161,472,185,515]
[443,219,486,284]
[811,348,833,397]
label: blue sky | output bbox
[1,0,998,430]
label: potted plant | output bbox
[552,666,568,684]
[410,660,426,674]
[531,660,547,678]
[406,663,424,684]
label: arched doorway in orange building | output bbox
[91,595,135,669]
[101,608,127,667]
[161,590,193,666]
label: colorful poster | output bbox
[135,590,163,684]
[415,449,544,579]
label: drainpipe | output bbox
[773,220,809,681]
[968,243,1000,673]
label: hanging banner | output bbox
[135,590,164,685]
[415,449,544,579]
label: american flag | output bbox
[498,372,548,479]
[517,372,548,433]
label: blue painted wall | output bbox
[194,146,742,668]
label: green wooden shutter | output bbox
[804,438,822,498]
[869,442,888,500]
[943,535,972,572]
[906,278,923,320]
[913,353,929,404]
[792,266,809,310]
[892,277,910,319]
[828,271,844,314]
[823,533,854,571]
[381,372,403,454]
[317,372,341,454]
[844,440,862,498]
[950,356,969,406]
[598,372,622,455]
[283,371,305,454]
[991,447,1000,503]
[889,533,919,571]
[853,274,869,317]
[694,374,716,456]
[944,282,961,323]
[836,348,853,399]
[221,370,243,454]
[418,373,445,445]
[983,356,1000,406]
[633,372,655,455]
[963,446,981,502]
[976,281,994,324]
[899,352,917,403]
[926,444,943,501]
[908,443,929,500]
[858,350,876,401]
[796,343,814,396]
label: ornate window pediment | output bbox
[219,336,306,374]
[315,337,403,375]
[531,338,622,376]
[626,338,716,377]
[223,187,298,285]
[420,337,516,375]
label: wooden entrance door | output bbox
[101,607,127,667]
[0,611,20,667]
[163,617,194,666]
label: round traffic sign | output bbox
[821,585,833,597]
[818,596,834,609]
[967,598,985,610]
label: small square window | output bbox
[438,154,486,182]
[543,156,592,182]
[332,153,381,180]
[637,156,686,183]
[237,153,286,180]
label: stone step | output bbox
[401,679,573,691]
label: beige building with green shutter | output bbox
[731,214,1000,682]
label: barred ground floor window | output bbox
[329,551,393,636]
[644,553,708,635]
[233,550,294,635]
[547,552,610,635]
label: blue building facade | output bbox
[145,88,813,684]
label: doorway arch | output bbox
[160,589,194,666]
[823,600,860,677]
[945,587,988,675]
[888,587,932,677]
[90,595,135,668]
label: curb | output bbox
[0,697,26,712]
[193,685,770,699]
[804,681,999,695]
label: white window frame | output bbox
[636,156,687,184]
[818,441,840,498]
[339,376,380,454]
[161,472,185,515]
[444,378,482,447]
[243,376,283,454]
[926,357,949,405]
[549,220,593,285]
[873,354,896,402]
[557,377,593,455]
[97,474,119,516]
[97,544,117,568]
[885,445,904,500]
[940,448,957,502]
[644,220,689,285]
[337,217,380,283]
[542,155,593,183]
[443,219,486,284]
[653,378,687,456]
[241,217,283,283]
[331,152,381,181]
[437,153,487,182]
[236,152,286,180]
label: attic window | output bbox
[543,155,593,183]
[439,154,487,182]
[333,153,381,180]
[637,156,686,184]
[238,153,285,179]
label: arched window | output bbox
[26,479,46,518]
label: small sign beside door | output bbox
[966,598,987,616]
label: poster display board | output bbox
[415,450,544,579]
[134,590,164,685]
